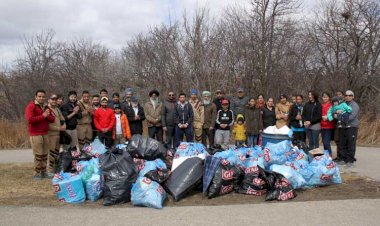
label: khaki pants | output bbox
[77,124,93,149]
[65,129,79,150]
[194,127,203,143]
[30,135,50,173]
[48,134,60,173]
[114,134,126,145]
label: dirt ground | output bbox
[1,163,379,208]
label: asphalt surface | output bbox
[1,146,379,226]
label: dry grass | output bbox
[0,113,378,149]
[0,119,30,149]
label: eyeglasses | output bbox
[345,95,353,97]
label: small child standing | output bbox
[233,114,247,147]
[327,96,352,128]
[113,104,131,144]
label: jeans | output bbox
[148,126,163,142]
[164,126,175,148]
[247,135,258,147]
[339,127,358,163]
[305,128,320,149]
[321,129,333,155]
[215,129,230,148]
[174,125,194,147]
[202,128,214,148]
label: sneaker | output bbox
[41,172,54,179]
[337,121,343,128]
[33,173,43,180]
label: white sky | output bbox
[0,0,316,67]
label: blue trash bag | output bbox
[131,177,167,209]
[52,172,86,204]
[244,155,265,170]
[175,142,207,158]
[269,164,307,189]
[286,148,308,163]
[263,140,292,168]
[285,159,314,182]
[139,159,167,177]
[214,148,244,168]
[307,153,342,187]
[80,158,103,202]
[82,138,107,157]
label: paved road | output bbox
[1,199,380,226]
[1,146,379,180]
[1,146,379,226]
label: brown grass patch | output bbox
[0,163,379,207]
[0,119,30,149]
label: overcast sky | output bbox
[0,0,316,67]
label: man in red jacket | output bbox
[94,96,115,148]
[25,89,55,180]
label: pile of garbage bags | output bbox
[52,135,342,207]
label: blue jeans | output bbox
[321,129,333,155]
[247,135,258,147]
[305,128,320,149]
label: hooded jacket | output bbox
[244,105,263,135]
[233,114,247,141]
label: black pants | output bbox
[293,131,306,142]
[338,127,358,163]
[148,126,163,142]
[164,126,175,149]
[202,128,214,148]
[98,131,113,148]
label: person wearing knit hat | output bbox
[189,88,204,143]
[61,90,82,151]
[122,87,135,110]
[144,89,163,142]
[201,91,217,147]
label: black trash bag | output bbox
[237,165,268,196]
[207,159,244,198]
[56,147,91,173]
[164,148,175,169]
[263,170,296,201]
[59,131,72,145]
[164,157,204,201]
[207,144,224,155]
[292,139,310,153]
[127,135,167,160]
[144,169,171,184]
[132,158,146,173]
[100,148,138,206]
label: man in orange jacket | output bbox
[112,104,131,144]
[94,97,115,148]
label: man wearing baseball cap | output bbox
[93,96,115,148]
[230,87,249,118]
[337,90,360,167]
[215,99,234,149]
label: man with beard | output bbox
[213,89,226,111]
[122,87,134,111]
[189,89,204,143]
[230,87,249,118]
[91,94,100,140]
[174,92,194,147]
[77,91,94,149]
[94,96,115,148]
[201,91,217,147]
[61,91,82,150]
[125,96,145,135]
[144,89,163,142]
[161,91,176,148]
[109,92,122,109]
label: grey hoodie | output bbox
[346,100,360,127]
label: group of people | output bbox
[25,87,359,179]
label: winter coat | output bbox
[25,101,55,136]
[174,101,194,125]
[61,102,82,130]
[144,100,163,127]
[230,96,249,117]
[203,102,217,129]
[289,103,304,129]
[244,105,263,135]
[161,98,176,127]
[77,100,92,125]
[48,106,65,136]
[345,101,360,127]
[125,104,145,135]
[275,102,291,128]
[302,101,322,126]
[94,107,116,132]
[327,102,352,122]
[189,99,204,129]
[233,122,247,141]
[112,113,131,140]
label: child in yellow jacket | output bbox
[233,114,247,147]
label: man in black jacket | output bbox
[289,95,306,142]
[61,91,82,149]
[302,91,322,149]
[161,91,176,148]
[125,96,145,135]
[174,93,194,147]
